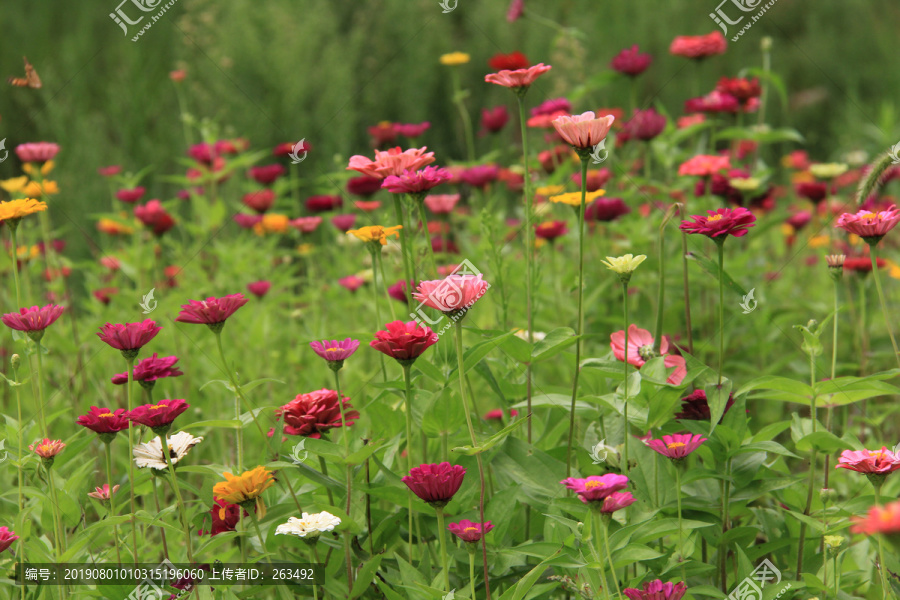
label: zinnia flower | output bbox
[646,433,707,461]
[347,225,403,245]
[685,90,739,114]
[610,45,652,76]
[0,198,47,223]
[0,527,19,553]
[347,147,435,179]
[338,275,365,292]
[133,431,203,470]
[403,462,466,507]
[275,512,342,539]
[97,319,162,358]
[76,407,131,439]
[134,200,176,236]
[586,197,631,222]
[111,353,183,387]
[2,304,64,340]
[310,338,360,371]
[199,499,244,536]
[425,194,460,214]
[448,520,493,543]
[610,324,687,385]
[242,189,276,213]
[370,320,439,365]
[248,164,286,186]
[488,51,529,71]
[413,274,490,317]
[851,501,900,539]
[836,447,900,483]
[175,294,249,331]
[276,389,359,438]
[549,189,606,207]
[16,142,60,163]
[835,208,900,244]
[552,112,616,151]
[127,399,190,434]
[440,52,471,66]
[602,254,647,281]
[623,580,688,600]
[213,466,275,515]
[675,389,734,421]
[382,166,451,195]
[680,207,756,239]
[560,474,629,504]
[620,108,667,141]
[30,439,65,466]
[290,216,323,233]
[600,491,637,514]
[247,280,271,298]
[481,106,510,134]
[347,176,384,197]
[88,484,120,501]
[305,195,343,212]
[116,187,146,204]
[484,63,552,90]
[669,31,727,59]
[678,154,731,177]
[460,165,500,189]
[395,122,431,138]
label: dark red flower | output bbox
[346,176,383,197]
[586,197,631,222]
[370,320,439,364]
[685,90,739,114]
[610,45,652,76]
[111,353,183,385]
[242,189,276,214]
[127,399,189,432]
[97,320,162,353]
[305,195,343,212]
[620,108,667,141]
[93,288,118,305]
[276,389,359,438]
[134,200,176,236]
[199,499,245,536]
[675,389,734,421]
[795,182,828,204]
[116,187,145,204]
[76,406,131,434]
[273,140,311,157]
[488,51,529,71]
[534,220,568,241]
[248,164,286,186]
[175,294,249,326]
[402,462,466,506]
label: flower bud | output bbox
[10,354,20,369]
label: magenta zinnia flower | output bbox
[0,527,19,553]
[646,433,707,461]
[276,389,359,438]
[679,207,756,239]
[97,320,162,357]
[552,111,616,150]
[560,474,629,504]
[16,142,60,163]
[624,580,688,600]
[175,294,249,330]
[448,519,493,543]
[610,45,652,77]
[382,166,451,194]
[610,324,686,385]
[310,338,360,370]
[247,280,272,298]
[76,407,131,437]
[116,187,146,204]
[2,304,65,340]
[370,320,439,365]
[484,63,552,90]
[413,274,490,316]
[836,447,900,476]
[111,353,183,386]
[600,491,637,514]
[835,207,900,244]
[620,108,667,142]
[127,399,189,434]
[402,462,466,507]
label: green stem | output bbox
[600,516,622,600]
[588,510,612,600]
[797,356,817,578]
[402,364,416,561]
[468,550,477,600]
[46,465,64,560]
[369,249,388,381]
[13,361,25,584]
[392,196,417,315]
[623,282,629,477]
[436,507,450,592]
[104,442,122,563]
[833,553,838,600]
[675,466,686,582]
[125,357,139,565]
[679,207,694,354]
[450,67,476,162]
[415,197,439,279]
[249,510,272,564]
[34,339,48,441]
[158,433,194,563]
[151,477,169,560]
[716,240,726,385]
[868,244,900,368]
[515,94,535,448]
[334,369,353,592]
[235,394,243,472]
[874,484,890,599]
[375,250,397,320]
[566,158,589,477]
[318,456,334,506]
[454,322,492,600]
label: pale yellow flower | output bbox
[823,535,844,550]
[729,177,761,192]
[809,163,848,179]
[601,254,647,275]
[440,52,470,66]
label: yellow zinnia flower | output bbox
[601,254,647,275]
[536,185,565,197]
[347,225,403,245]
[22,161,55,177]
[297,243,315,256]
[549,189,606,207]
[807,235,830,249]
[97,218,134,235]
[253,213,290,235]
[0,176,28,194]
[440,52,470,66]
[16,245,40,261]
[0,198,48,222]
[22,180,59,198]
[213,466,275,516]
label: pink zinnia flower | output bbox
[484,63,552,90]
[88,484,120,501]
[413,274,490,315]
[77,407,130,436]
[481,106,510,134]
[646,433,707,460]
[610,324,686,385]
[835,208,900,243]
[30,438,66,459]
[586,197,630,222]
[0,527,19,553]
[348,147,436,179]
[624,580,688,600]
[111,354,183,386]
[836,447,900,476]
[680,207,756,239]
[247,280,272,298]
[402,462,466,507]
[448,520,493,543]
[310,338,360,369]
[795,181,828,204]
[305,195,343,213]
[276,389,359,438]
[425,194,460,214]
[347,175,384,197]
[573,169,612,192]
[175,294,249,328]
[370,321,439,364]
[97,320,162,355]
[331,214,357,232]
[611,45,652,76]
[338,275,365,292]
[234,214,263,229]
[620,108,667,142]
[560,474,629,504]
[134,200,176,236]
[460,165,500,189]
[395,122,431,138]
[388,279,413,304]
[600,491,637,514]
[506,0,524,22]
[127,399,190,433]
[248,164,286,186]
[116,187,146,204]
[532,98,572,118]
[678,154,731,177]
[669,31,727,59]
[290,216,323,233]
[552,111,616,150]
[2,304,65,338]
[16,142,60,163]
[684,90,740,114]
[382,166,451,195]
[242,189,276,214]
[484,409,519,420]
[98,165,122,177]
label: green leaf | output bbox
[736,376,813,401]
[686,252,748,297]
[706,379,733,435]
[351,555,382,598]
[180,419,243,430]
[795,431,854,453]
[458,330,517,374]
[498,548,562,600]
[452,416,527,455]
[531,328,578,362]
[414,359,444,383]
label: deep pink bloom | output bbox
[413,274,490,314]
[624,580,688,600]
[488,52,529,71]
[370,321,439,363]
[586,197,630,222]
[338,275,365,292]
[836,447,900,475]
[248,164,286,186]
[680,207,756,239]
[98,165,122,177]
[534,220,568,241]
[646,433,707,460]
[234,214,263,229]
[835,208,900,243]
[402,462,466,506]
[347,176,384,197]
[310,338,360,365]
[573,169,612,192]
[111,354,183,385]
[669,32,727,59]
[305,195,343,212]
[448,520,493,543]
[795,181,828,204]
[273,140,310,157]
[560,474,629,503]
[532,98,572,118]
[247,280,272,298]
[425,194,460,214]
[716,77,762,105]
[97,320,161,352]
[369,122,398,147]
[484,408,519,420]
[116,187,146,204]
[2,304,64,333]
[127,399,189,430]
[276,389,359,438]
[484,63,552,89]
[134,200,176,236]
[331,214,357,232]
[242,189,276,213]
[685,90,739,114]
[16,142,59,163]
[481,106,510,134]
[382,166,451,194]
[388,279,413,303]
[620,108,667,142]
[600,491,637,514]
[678,154,731,177]
[786,211,812,231]
[611,45,652,76]
[290,216,323,233]
[348,147,436,179]
[460,165,500,189]
[506,0,524,22]
[0,527,19,553]
[395,122,431,138]
[676,389,734,421]
[678,114,706,129]
[76,407,131,434]
[610,324,687,385]
[552,111,616,150]
[175,294,249,326]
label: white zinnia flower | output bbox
[275,512,341,538]
[133,431,203,470]
[513,329,547,342]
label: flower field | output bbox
[2,2,900,599]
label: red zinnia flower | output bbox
[610,45,652,76]
[795,181,828,203]
[370,320,439,364]
[127,398,190,433]
[560,474,629,504]
[675,389,734,421]
[134,200,176,236]
[484,408,519,420]
[679,207,756,239]
[111,353,183,385]
[2,304,65,337]
[347,176,383,197]
[484,64,552,90]
[76,407,131,435]
[368,122,398,147]
[248,164,286,186]
[305,194,343,213]
[448,519,493,543]
[0,527,19,553]
[116,187,146,204]
[620,108,667,141]
[273,140,311,157]
[624,580,688,600]
[242,189,276,214]
[98,165,122,177]
[716,77,762,105]
[685,90,739,114]
[199,499,246,536]
[573,169,611,192]
[247,280,271,298]
[669,31,727,60]
[534,220,568,241]
[175,294,249,328]
[402,462,466,507]
[586,197,630,222]
[97,319,162,354]
[276,389,359,438]
[851,501,900,537]
[488,51,529,71]
[394,122,431,138]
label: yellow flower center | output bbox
[706,215,724,222]
[667,442,686,449]
[861,212,878,221]
[99,412,115,418]
[584,480,605,489]
[325,348,342,353]
[463,527,478,533]
[39,445,51,453]
[148,404,165,410]
[869,451,885,459]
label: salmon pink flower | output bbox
[248,164,286,186]
[680,207,756,239]
[0,527,19,553]
[127,399,189,434]
[560,474,629,504]
[348,147,436,179]
[116,187,146,204]
[484,63,552,91]
[87,484,120,501]
[532,98,572,117]
[552,111,616,151]
[610,324,686,385]
[2,304,64,341]
[851,501,900,539]
[402,462,466,507]
[448,519,493,543]
[611,45,652,76]
[290,216,323,233]
[646,433,707,461]
[175,294,249,331]
[678,114,706,129]
[669,31,727,59]
[678,154,731,177]
[480,106,510,134]
[425,194,460,214]
[624,580,688,600]
[382,166,451,194]
[111,353,183,388]
[247,280,271,298]
[97,319,162,359]
[242,189,276,213]
[600,491,636,514]
[77,407,130,440]
[16,142,60,163]
[338,275,365,292]
[276,389,359,438]
[488,51,529,71]
[835,208,900,244]
[30,438,65,467]
[370,320,439,365]
[355,200,381,212]
[413,274,490,318]
[310,338,360,371]
[836,447,900,487]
